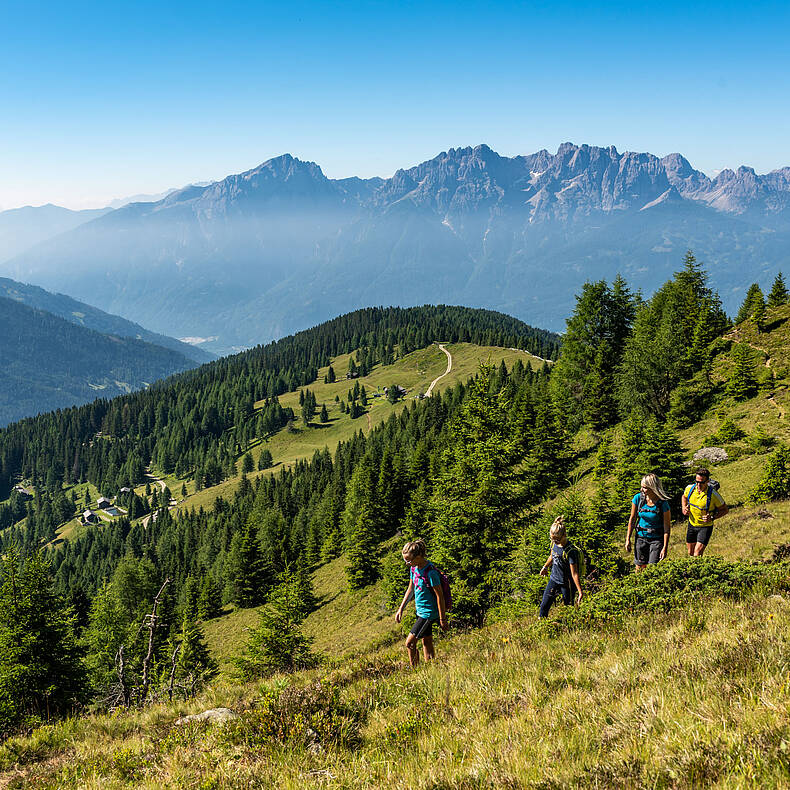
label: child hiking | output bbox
[538,516,583,618]
[682,467,728,556]
[625,473,671,570]
[395,539,448,667]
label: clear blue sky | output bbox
[1,0,788,209]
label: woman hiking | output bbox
[625,473,671,571]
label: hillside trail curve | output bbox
[426,344,453,397]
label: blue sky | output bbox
[1,0,788,209]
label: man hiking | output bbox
[682,467,728,556]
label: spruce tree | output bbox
[735,283,765,324]
[233,522,268,607]
[197,573,224,619]
[752,297,766,333]
[241,452,254,474]
[748,445,790,504]
[431,366,532,622]
[173,613,217,698]
[0,547,86,732]
[232,572,315,679]
[767,272,788,308]
[727,344,759,401]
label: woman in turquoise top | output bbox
[625,473,671,571]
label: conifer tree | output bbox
[751,297,766,333]
[232,571,314,679]
[727,344,759,401]
[735,283,766,324]
[748,445,790,504]
[0,547,86,732]
[197,573,224,620]
[233,522,268,607]
[241,452,254,474]
[319,403,329,423]
[767,272,788,308]
[258,449,273,470]
[173,613,217,698]
[431,366,532,622]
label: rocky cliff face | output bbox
[2,143,788,352]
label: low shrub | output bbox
[553,557,772,628]
[219,681,363,751]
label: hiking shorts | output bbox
[634,537,662,565]
[686,523,713,546]
[410,616,437,640]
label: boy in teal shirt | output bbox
[395,538,448,666]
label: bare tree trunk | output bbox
[140,577,171,704]
[115,644,130,708]
[167,643,181,702]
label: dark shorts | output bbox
[410,616,436,639]
[686,523,713,546]
[634,537,662,565]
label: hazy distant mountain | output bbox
[0,204,111,262]
[3,144,789,351]
[0,276,213,364]
[0,295,200,426]
[107,183,211,209]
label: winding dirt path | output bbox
[426,344,453,396]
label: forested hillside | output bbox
[2,262,790,788]
[0,296,199,426]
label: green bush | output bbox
[219,682,363,751]
[749,427,776,452]
[748,445,790,505]
[553,557,768,627]
[706,417,744,444]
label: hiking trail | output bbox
[426,344,452,396]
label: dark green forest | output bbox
[1,265,787,737]
[0,295,198,427]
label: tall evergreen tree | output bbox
[0,547,86,733]
[735,283,766,324]
[767,272,788,308]
[727,344,759,401]
[431,366,533,623]
[617,252,727,418]
[233,522,268,607]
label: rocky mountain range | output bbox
[3,143,789,353]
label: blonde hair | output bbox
[549,516,566,540]
[641,473,670,501]
[402,538,427,559]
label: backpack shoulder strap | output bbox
[685,483,696,501]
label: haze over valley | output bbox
[3,143,789,356]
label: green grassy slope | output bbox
[4,574,789,789]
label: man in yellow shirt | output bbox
[681,467,728,556]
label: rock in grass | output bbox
[175,707,237,725]
[693,446,729,463]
